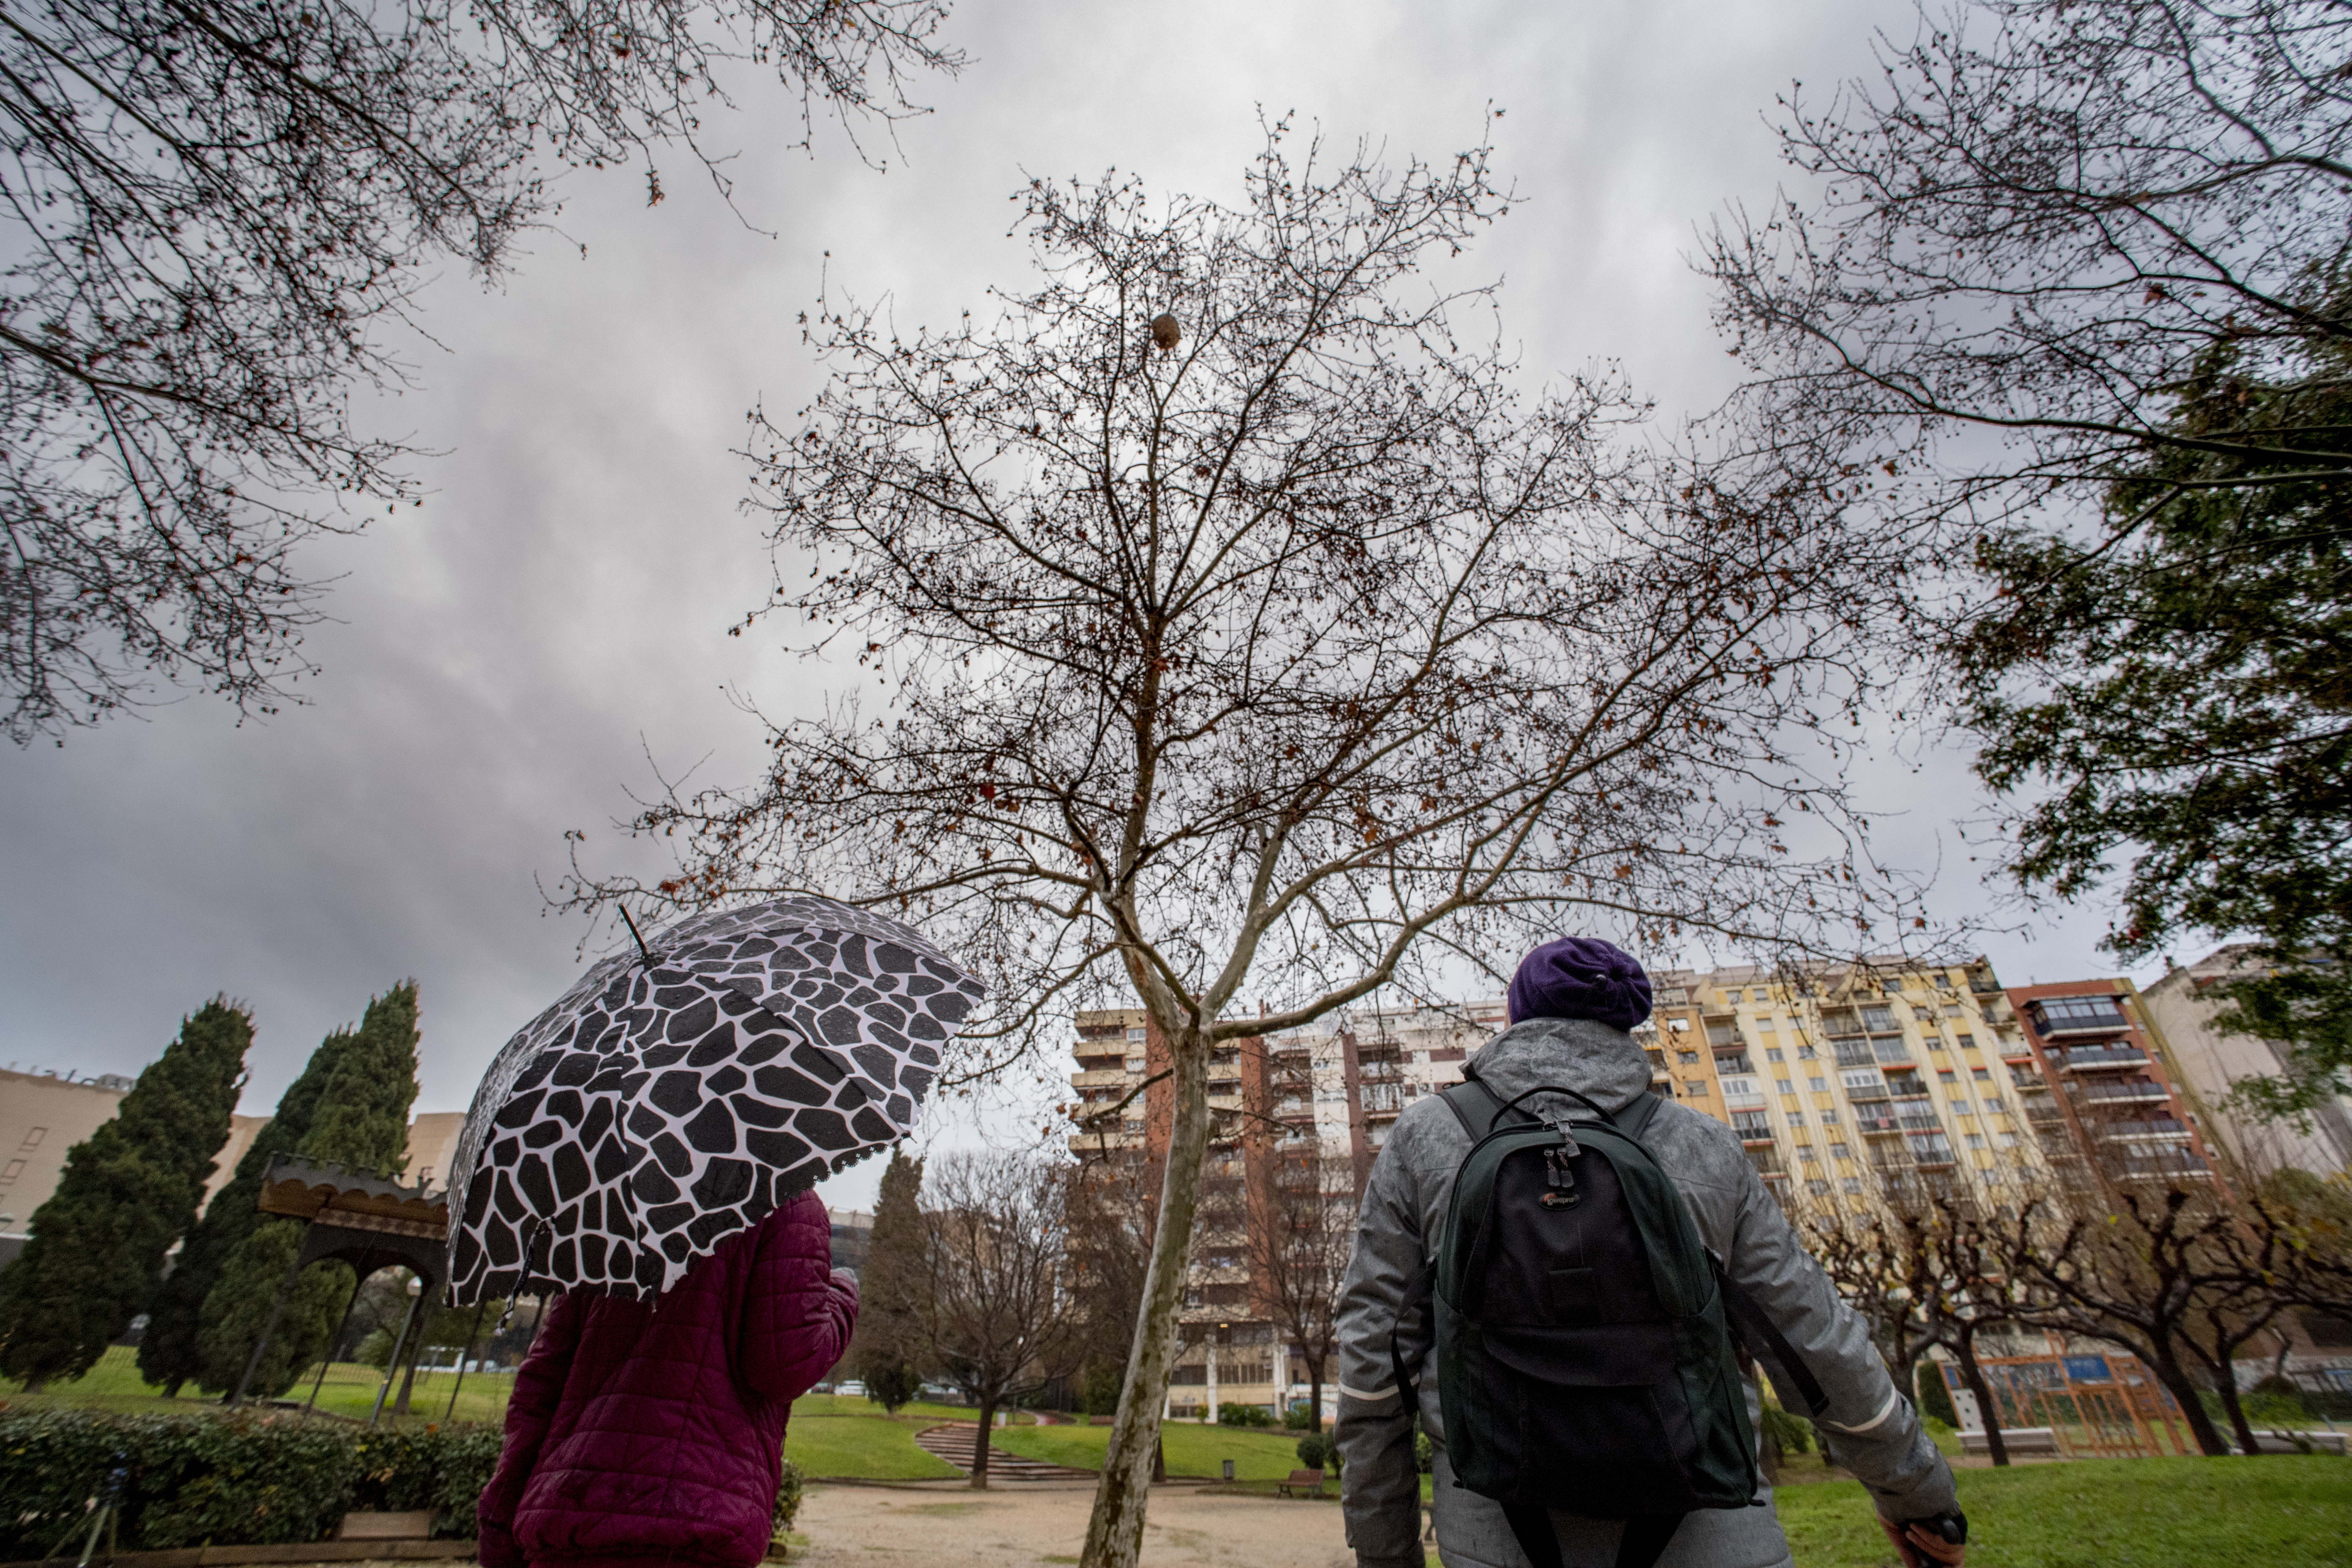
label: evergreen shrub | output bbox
[1214,1402,1272,1427]
[771,1458,806,1537]
[0,1407,498,1556]
[1294,1432,1329,1471]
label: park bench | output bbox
[1277,1468,1328,1497]
[1958,1427,2060,1457]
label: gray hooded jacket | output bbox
[1333,1016,1957,1568]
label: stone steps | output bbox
[914,1421,1097,1481]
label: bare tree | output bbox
[916,1149,1084,1488]
[1241,1148,1355,1432]
[1996,1183,2254,1456]
[567,119,1925,1567]
[0,0,961,740]
[1706,0,2352,533]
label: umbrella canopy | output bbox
[446,896,983,1302]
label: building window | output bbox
[1973,1067,1993,1080]
[1787,1111,1805,1127]
[1965,1134,1986,1149]
[1684,1081,1710,1097]
[18,1128,44,1149]
[1842,1177,1864,1194]
[1984,1096,2005,1112]
[1955,1033,1975,1050]
[1797,1145,1819,1163]
[1937,1069,1958,1084]
[1949,1097,1971,1113]
[1830,1142,1853,1160]
[1797,1045,1818,1060]
[1807,1179,1832,1195]
[1767,1047,1786,1062]
[1678,1050,1699,1065]
[1775,1078,1795,1095]
[1808,1076,1828,1093]
[1820,1109,1840,1125]
[1127,1027,1148,1042]
[1928,1036,1949,1052]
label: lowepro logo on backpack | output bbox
[1407,1078,1827,1568]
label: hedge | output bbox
[1,1410,806,1560]
[0,1409,500,1558]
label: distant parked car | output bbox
[836,1379,867,1397]
[810,1382,836,1395]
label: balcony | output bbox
[1071,1067,1133,1088]
[1873,1039,1915,1067]
[2029,998,2132,1038]
[2115,1151,2211,1181]
[1356,1063,1407,1086]
[2054,1046,2149,1073]
[1715,1052,1757,1075]
[2096,1118,2191,1140]
[2078,1078,2170,1103]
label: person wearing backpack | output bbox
[1333,938,1967,1568]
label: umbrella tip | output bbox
[619,905,656,967]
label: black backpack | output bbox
[1405,1078,1827,1568]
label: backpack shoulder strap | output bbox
[1437,1078,1513,1141]
[1610,1088,1664,1143]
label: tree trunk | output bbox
[972,1395,996,1489]
[2145,1342,2232,1456]
[2212,1348,2260,1458]
[1951,1334,2006,1467]
[1307,1367,1325,1436]
[1081,1025,1211,1568]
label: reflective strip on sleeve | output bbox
[1338,1382,1397,1402]
[1818,1385,1902,1437]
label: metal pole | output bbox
[305,1252,376,1419]
[227,1255,306,1408]
[443,1300,491,1424]
[368,1276,424,1427]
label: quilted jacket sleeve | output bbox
[737,1190,859,1402]
[477,1295,582,1568]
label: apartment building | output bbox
[1646,957,2050,1207]
[2137,945,2352,1177]
[2004,979,2214,1189]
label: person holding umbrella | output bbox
[476,1194,856,1568]
[458,898,985,1568]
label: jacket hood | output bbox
[1462,1015,1653,1115]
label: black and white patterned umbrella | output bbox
[446,896,983,1303]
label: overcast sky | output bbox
[0,0,2156,1211]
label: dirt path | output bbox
[791,1481,1353,1568]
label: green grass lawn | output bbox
[991,1420,1306,1480]
[784,1413,961,1479]
[1774,1455,2351,1567]
[0,1345,517,1425]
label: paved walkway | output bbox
[792,1481,1350,1568]
[914,1422,1098,1481]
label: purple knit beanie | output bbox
[1506,937,1653,1032]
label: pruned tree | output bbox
[1241,1149,1355,1433]
[566,119,1925,1567]
[1,0,962,741]
[1996,1182,2253,1456]
[1788,1188,1940,1391]
[915,1149,1083,1488]
[1702,0,2352,1107]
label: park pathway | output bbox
[914,1421,1097,1480]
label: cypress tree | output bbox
[192,983,421,1396]
[0,1000,252,1388]
[851,1148,926,1413]
[141,1019,356,1394]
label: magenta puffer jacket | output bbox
[478,1190,857,1568]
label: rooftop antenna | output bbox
[618,906,656,968]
